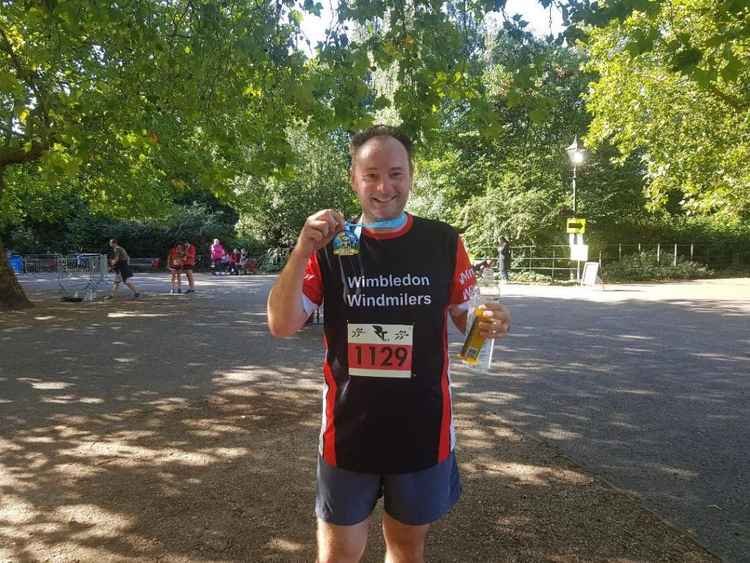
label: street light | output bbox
[565,136,585,214]
[566,136,586,282]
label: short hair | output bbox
[109,239,117,245]
[350,125,414,172]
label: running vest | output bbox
[307,215,475,473]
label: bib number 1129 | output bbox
[347,323,413,378]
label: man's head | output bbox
[109,239,118,248]
[350,125,414,223]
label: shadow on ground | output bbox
[0,278,725,562]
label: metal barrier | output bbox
[57,254,109,300]
[22,254,61,273]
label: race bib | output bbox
[347,323,413,378]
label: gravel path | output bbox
[485,279,750,563]
[0,273,738,562]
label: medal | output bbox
[333,213,407,256]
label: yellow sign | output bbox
[566,218,586,234]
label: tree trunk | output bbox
[0,164,33,309]
[0,239,33,310]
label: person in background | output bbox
[167,243,185,294]
[498,236,511,282]
[239,248,249,274]
[210,238,226,275]
[108,239,140,299]
[228,248,241,275]
[183,240,196,293]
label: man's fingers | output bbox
[477,304,511,338]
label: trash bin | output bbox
[9,255,23,274]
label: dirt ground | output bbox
[0,275,723,562]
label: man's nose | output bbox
[375,177,393,193]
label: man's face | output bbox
[351,136,412,223]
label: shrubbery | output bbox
[602,250,711,282]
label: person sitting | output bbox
[224,252,236,275]
[229,248,242,275]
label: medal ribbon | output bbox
[344,212,407,240]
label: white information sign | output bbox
[581,261,600,287]
[570,244,589,262]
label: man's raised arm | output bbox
[267,209,344,337]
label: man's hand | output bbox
[476,302,511,339]
[296,209,345,257]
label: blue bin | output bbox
[9,255,23,274]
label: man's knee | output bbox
[317,519,368,563]
[383,514,428,563]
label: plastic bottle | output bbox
[458,287,500,371]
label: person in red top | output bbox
[225,248,238,275]
[183,240,196,293]
[267,125,511,563]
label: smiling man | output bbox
[267,125,511,563]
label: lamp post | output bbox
[565,136,585,281]
[565,136,585,214]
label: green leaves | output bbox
[584,1,750,220]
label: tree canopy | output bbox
[581,0,750,220]
[1,0,749,308]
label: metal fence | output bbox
[56,254,109,298]
[478,243,750,282]
[19,254,61,273]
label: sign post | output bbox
[566,217,587,282]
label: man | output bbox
[108,239,140,299]
[498,236,511,282]
[183,240,196,293]
[267,125,511,563]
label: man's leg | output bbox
[125,281,139,296]
[382,514,429,563]
[317,518,369,563]
[185,269,194,291]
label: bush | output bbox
[603,250,711,281]
[508,271,556,284]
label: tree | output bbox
[576,0,750,219]
[0,0,315,308]
[235,128,359,248]
[409,21,647,256]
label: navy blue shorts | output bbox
[114,263,133,282]
[315,452,461,526]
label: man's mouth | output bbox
[372,195,397,204]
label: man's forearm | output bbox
[267,246,312,337]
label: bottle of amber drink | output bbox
[458,287,499,370]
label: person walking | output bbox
[267,125,511,563]
[498,236,511,282]
[107,239,140,299]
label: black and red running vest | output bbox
[303,214,476,473]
